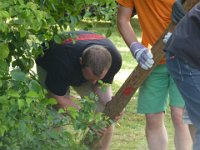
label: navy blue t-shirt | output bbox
[36,31,122,96]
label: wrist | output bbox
[130,42,145,58]
[130,42,138,57]
[130,41,139,51]
[130,41,138,48]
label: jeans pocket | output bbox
[186,65,200,92]
[166,52,183,81]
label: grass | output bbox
[76,18,176,150]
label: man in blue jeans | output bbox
[164,3,200,150]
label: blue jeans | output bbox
[166,51,200,150]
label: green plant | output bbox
[71,92,111,145]
[0,0,117,149]
[0,69,80,149]
[0,68,110,149]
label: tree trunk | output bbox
[104,0,200,119]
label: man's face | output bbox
[82,67,108,85]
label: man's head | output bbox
[80,45,112,84]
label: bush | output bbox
[0,0,116,149]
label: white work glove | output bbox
[130,42,154,70]
[163,32,172,44]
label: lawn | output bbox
[77,17,176,150]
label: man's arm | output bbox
[48,91,80,110]
[117,4,154,70]
[93,84,113,106]
[117,4,138,46]
[94,84,124,121]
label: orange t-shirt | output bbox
[117,0,175,64]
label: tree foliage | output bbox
[0,0,117,149]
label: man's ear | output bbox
[80,57,82,65]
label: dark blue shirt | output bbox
[164,3,200,68]
[36,31,122,96]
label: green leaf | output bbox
[0,60,8,75]
[18,0,24,5]
[46,98,57,105]
[58,108,65,114]
[26,2,38,9]
[26,90,39,98]
[0,43,9,59]
[0,10,10,18]
[7,89,20,98]
[0,22,8,32]
[98,80,103,85]
[101,85,107,93]
[70,16,78,28]
[18,99,25,110]
[31,19,41,31]
[10,69,26,81]
[0,125,8,136]
[67,107,78,119]
[0,142,3,147]
[0,95,7,104]
[106,29,112,37]
[89,92,95,100]
[54,34,62,44]
[0,80,2,87]
[26,98,32,107]
[28,80,42,93]
[19,27,27,38]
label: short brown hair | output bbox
[81,45,112,76]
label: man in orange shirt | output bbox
[116,0,192,149]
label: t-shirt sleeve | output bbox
[45,60,69,96]
[116,0,134,8]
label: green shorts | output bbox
[137,64,185,114]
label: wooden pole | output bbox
[104,0,200,119]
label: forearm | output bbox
[57,97,80,110]
[117,4,138,47]
[48,91,80,110]
[117,5,154,70]
[93,84,113,106]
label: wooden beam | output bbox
[104,0,200,119]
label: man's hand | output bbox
[48,91,81,110]
[113,109,125,122]
[90,126,108,137]
[130,42,154,70]
[172,0,186,23]
[105,100,125,122]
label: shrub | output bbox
[0,0,116,149]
